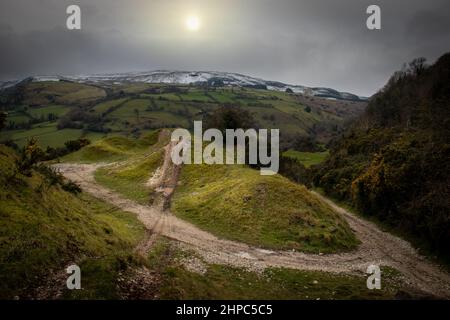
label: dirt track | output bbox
[53,143,450,298]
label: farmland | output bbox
[0,80,366,148]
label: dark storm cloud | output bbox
[406,10,450,40]
[0,0,449,96]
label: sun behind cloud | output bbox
[185,15,201,31]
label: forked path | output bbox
[54,147,450,298]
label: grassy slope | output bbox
[62,136,135,163]
[172,163,358,252]
[62,130,161,163]
[22,81,106,106]
[63,130,166,204]
[95,149,164,204]
[0,145,145,299]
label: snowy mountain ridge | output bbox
[1,70,367,101]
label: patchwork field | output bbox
[0,81,366,149]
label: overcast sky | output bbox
[0,0,449,96]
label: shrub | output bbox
[16,138,45,176]
[64,138,91,153]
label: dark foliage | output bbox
[312,53,450,258]
[57,108,104,130]
[279,156,312,187]
[0,111,6,130]
[15,137,46,176]
[285,88,294,93]
[279,133,324,153]
[12,138,83,194]
[35,164,81,194]
[1,139,19,150]
[64,138,91,153]
[204,104,257,133]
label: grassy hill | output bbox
[312,53,450,260]
[77,133,359,253]
[0,144,145,299]
[62,132,159,162]
[93,136,167,204]
[172,163,358,252]
[1,82,365,148]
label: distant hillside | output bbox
[1,70,368,102]
[313,53,450,259]
[0,81,366,149]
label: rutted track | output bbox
[54,143,450,298]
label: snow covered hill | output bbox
[1,71,367,101]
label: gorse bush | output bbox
[11,137,85,193]
[35,164,81,194]
[64,138,90,152]
[15,137,45,176]
[279,156,312,188]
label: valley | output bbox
[0,76,366,149]
[0,65,449,300]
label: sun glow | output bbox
[185,15,201,31]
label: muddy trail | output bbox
[54,141,450,299]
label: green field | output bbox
[5,105,70,127]
[27,105,70,118]
[6,112,30,123]
[283,150,329,167]
[2,122,85,148]
[1,81,366,150]
[92,98,129,114]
